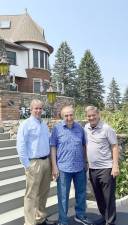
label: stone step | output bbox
[0,155,20,168]
[0,133,10,140]
[0,146,17,157]
[0,139,16,148]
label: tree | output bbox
[52,41,77,98]
[77,50,104,107]
[106,77,121,111]
[122,87,128,104]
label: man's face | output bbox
[62,107,74,125]
[86,109,100,127]
[31,103,43,119]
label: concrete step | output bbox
[0,155,20,168]
[0,185,75,225]
[0,139,16,148]
[0,175,26,195]
[0,185,58,214]
[0,133,10,140]
[0,146,17,157]
[0,164,24,180]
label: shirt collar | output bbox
[62,120,75,128]
[88,120,103,130]
[30,115,42,123]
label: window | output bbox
[33,49,38,67]
[45,52,48,70]
[0,20,11,29]
[33,79,41,93]
[33,49,49,70]
[40,51,44,68]
[7,51,16,65]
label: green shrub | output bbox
[116,147,128,198]
[101,110,128,134]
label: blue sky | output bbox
[0,0,128,96]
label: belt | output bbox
[30,155,49,160]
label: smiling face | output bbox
[30,100,43,120]
[86,107,100,128]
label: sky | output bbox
[0,0,128,97]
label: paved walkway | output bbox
[49,202,128,225]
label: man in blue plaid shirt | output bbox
[50,105,93,225]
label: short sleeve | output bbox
[50,126,58,147]
[106,126,118,145]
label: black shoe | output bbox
[74,215,94,225]
[41,218,57,225]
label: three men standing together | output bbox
[17,100,119,225]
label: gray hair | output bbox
[85,105,99,113]
[30,99,43,110]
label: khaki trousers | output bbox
[24,158,51,225]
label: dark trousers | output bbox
[89,168,116,225]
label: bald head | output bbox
[61,105,74,127]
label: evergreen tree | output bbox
[52,41,77,97]
[106,77,121,111]
[122,87,128,104]
[77,50,104,107]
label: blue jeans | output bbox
[57,169,87,225]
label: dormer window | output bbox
[0,20,11,29]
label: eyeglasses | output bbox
[64,114,73,117]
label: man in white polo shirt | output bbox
[84,106,120,225]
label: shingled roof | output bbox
[0,12,53,53]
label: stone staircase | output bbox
[0,132,75,225]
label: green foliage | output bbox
[101,109,128,198]
[116,148,128,198]
[122,87,128,105]
[101,110,128,134]
[106,77,121,111]
[52,41,77,98]
[77,50,104,107]
[74,105,85,120]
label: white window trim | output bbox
[33,78,42,93]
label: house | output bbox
[0,11,53,93]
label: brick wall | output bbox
[16,68,50,93]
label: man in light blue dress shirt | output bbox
[17,99,56,225]
[50,105,93,225]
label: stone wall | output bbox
[0,90,74,121]
[0,90,21,120]
[19,92,74,118]
[1,119,128,157]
